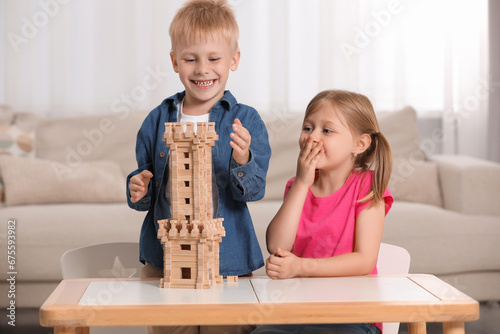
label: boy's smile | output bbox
[170,38,240,115]
[193,80,216,87]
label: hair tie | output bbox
[372,132,380,137]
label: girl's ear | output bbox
[170,51,179,73]
[353,133,372,155]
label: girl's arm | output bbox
[266,199,386,279]
[266,180,309,254]
[266,137,324,254]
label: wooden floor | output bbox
[1,302,499,334]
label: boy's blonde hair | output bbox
[305,90,393,206]
[169,0,239,53]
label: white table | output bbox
[40,275,479,334]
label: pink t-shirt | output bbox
[285,170,393,275]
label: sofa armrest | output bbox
[431,155,500,216]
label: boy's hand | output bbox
[266,248,302,279]
[296,136,323,188]
[230,118,251,166]
[129,170,153,203]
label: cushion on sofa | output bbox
[261,113,302,200]
[0,155,125,206]
[35,110,148,175]
[0,112,42,158]
[0,203,146,281]
[0,105,15,125]
[377,107,442,207]
[377,106,427,160]
[388,159,443,207]
[383,201,500,274]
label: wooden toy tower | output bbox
[157,122,225,289]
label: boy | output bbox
[127,1,270,333]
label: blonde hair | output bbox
[169,0,239,53]
[305,90,393,205]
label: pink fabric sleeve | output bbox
[354,173,393,217]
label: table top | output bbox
[40,275,479,327]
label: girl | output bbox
[253,90,393,334]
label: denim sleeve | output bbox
[126,115,156,211]
[229,116,271,202]
[126,163,154,211]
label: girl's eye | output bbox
[323,129,333,134]
[303,126,312,132]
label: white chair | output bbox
[377,243,411,334]
[60,242,146,334]
[61,242,143,279]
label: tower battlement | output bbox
[163,122,218,145]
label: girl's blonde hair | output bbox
[305,90,393,205]
[169,0,239,53]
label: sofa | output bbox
[0,105,499,309]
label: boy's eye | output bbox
[184,59,195,62]
[209,57,220,62]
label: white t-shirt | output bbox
[165,99,218,218]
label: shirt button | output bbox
[160,152,166,158]
[156,181,160,187]
[237,172,244,178]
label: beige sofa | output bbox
[0,106,499,309]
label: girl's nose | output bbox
[308,134,319,143]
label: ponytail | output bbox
[359,132,392,205]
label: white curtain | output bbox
[0,0,491,159]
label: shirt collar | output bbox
[164,90,237,112]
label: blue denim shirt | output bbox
[127,90,271,276]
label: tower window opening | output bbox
[181,267,191,279]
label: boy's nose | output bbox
[196,60,210,74]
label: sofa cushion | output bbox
[0,155,125,206]
[0,105,15,125]
[36,110,148,175]
[0,203,146,281]
[262,113,302,200]
[378,107,442,206]
[0,124,35,157]
[389,159,443,207]
[377,106,427,161]
[383,201,500,275]
[0,112,44,157]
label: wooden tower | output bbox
[157,122,225,289]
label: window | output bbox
[181,267,191,279]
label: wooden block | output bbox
[226,276,238,283]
